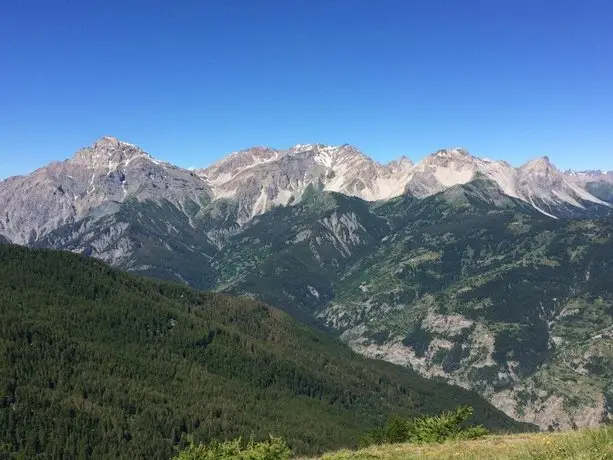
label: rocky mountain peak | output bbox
[285,143,359,159]
[419,148,476,168]
[519,156,555,176]
[250,145,278,154]
[311,144,371,169]
[397,154,413,164]
[198,146,281,185]
[71,136,147,168]
[288,143,321,153]
[96,136,122,147]
[434,147,472,158]
[385,155,414,172]
[235,146,279,160]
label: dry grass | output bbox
[301,428,613,459]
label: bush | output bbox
[172,436,291,460]
[361,406,488,446]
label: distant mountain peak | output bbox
[288,143,324,153]
[286,143,362,158]
[96,136,123,146]
[420,148,477,168]
[386,155,414,171]
[566,169,613,178]
[433,147,472,158]
[93,136,142,152]
[520,156,555,175]
[71,136,148,167]
[526,155,551,164]
[238,146,278,156]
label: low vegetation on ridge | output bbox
[316,427,613,460]
[171,425,613,460]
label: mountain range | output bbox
[2,137,611,248]
[1,137,613,430]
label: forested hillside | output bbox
[0,245,529,459]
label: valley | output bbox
[1,138,613,432]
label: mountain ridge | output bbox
[1,137,611,246]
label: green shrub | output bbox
[172,436,291,460]
[361,406,488,446]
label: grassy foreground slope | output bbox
[0,245,529,459]
[315,427,613,460]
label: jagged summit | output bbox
[420,148,474,166]
[71,136,148,167]
[91,136,139,150]
[519,156,555,174]
[387,154,413,163]
[96,136,127,146]
[432,147,473,158]
[386,155,414,172]
[230,145,279,158]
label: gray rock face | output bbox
[200,145,610,222]
[198,144,414,223]
[403,149,610,217]
[514,157,607,215]
[0,137,213,244]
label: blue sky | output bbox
[1,0,612,178]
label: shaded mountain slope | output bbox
[317,183,613,429]
[35,198,218,288]
[212,188,390,323]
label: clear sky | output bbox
[1,0,612,178]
